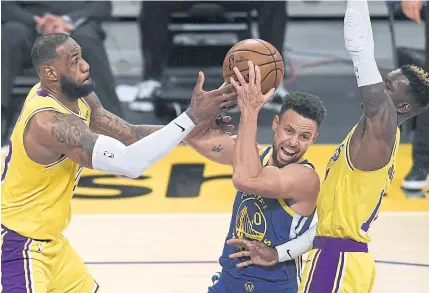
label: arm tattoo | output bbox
[359,84,397,141]
[91,106,162,146]
[212,144,224,152]
[49,111,98,167]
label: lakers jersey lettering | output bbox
[220,147,316,283]
[1,83,91,240]
[316,125,400,243]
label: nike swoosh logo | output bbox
[174,122,185,132]
[287,249,293,259]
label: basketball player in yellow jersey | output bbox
[225,1,429,292]
[1,33,237,293]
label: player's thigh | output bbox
[1,229,50,292]
[298,250,375,293]
[48,237,99,293]
[340,252,376,293]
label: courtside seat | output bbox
[154,3,257,118]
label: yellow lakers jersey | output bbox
[1,83,91,240]
[316,124,400,243]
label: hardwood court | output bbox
[65,212,429,293]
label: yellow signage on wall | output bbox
[1,144,428,214]
[69,144,428,213]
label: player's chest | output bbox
[232,192,292,245]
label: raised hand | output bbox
[229,61,275,113]
[226,238,279,268]
[186,72,237,125]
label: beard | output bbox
[60,75,95,101]
[271,146,288,168]
[271,145,301,168]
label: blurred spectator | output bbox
[1,1,123,143]
[131,1,288,111]
[400,0,429,190]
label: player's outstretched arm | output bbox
[184,116,237,165]
[229,62,320,203]
[185,115,264,166]
[25,72,237,178]
[85,72,237,146]
[25,109,194,178]
[344,0,397,171]
[85,92,164,146]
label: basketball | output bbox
[222,39,284,95]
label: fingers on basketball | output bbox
[222,39,285,95]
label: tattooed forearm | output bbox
[49,111,98,167]
[91,109,162,146]
[128,125,163,143]
[212,144,224,152]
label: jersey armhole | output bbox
[345,126,399,173]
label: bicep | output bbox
[33,111,99,169]
[234,164,320,201]
[185,131,236,165]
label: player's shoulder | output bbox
[82,92,102,112]
[298,159,315,170]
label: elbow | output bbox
[232,174,253,193]
[126,171,142,179]
[121,165,145,179]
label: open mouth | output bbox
[279,146,296,161]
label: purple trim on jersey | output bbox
[333,253,346,293]
[1,225,33,293]
[313,236,368,252]
[37,88,49,97]
[307,249,340,293]
[360,190,384,233]
[1,141,13,181]
[302,249,321,293]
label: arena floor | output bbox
[65,213,429,293]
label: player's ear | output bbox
[272,115,279,131]
[43,65,59,82]
[397,102,411,114]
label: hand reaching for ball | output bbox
[230,61,275,113]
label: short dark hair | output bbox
[31,33,69,69]
[279,92,327,126]
[401,64,429,111]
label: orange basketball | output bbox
[222,39,284,95]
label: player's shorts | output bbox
[298,237,376,293]
[208,270,298,293]
[1,225,99,293]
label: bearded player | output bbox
[1,33,237,292]
[226,1,429,293]
[186,61,327,292]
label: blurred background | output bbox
[1,1,428,292]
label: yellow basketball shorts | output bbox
[298,237,376,293]
[1,225,99,293]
